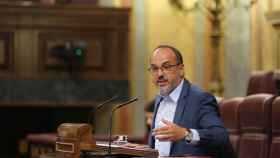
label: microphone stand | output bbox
[87,94,119,131]
[108,107,118,155]
[108,98,138,155]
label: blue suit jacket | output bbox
[149,80,234,158]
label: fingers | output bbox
[152,120,186,141]
[152,128,170,137]
[161,119,173,125]
[153,126,169,133]
[152,123,174,141]
[154,132,179,141]
[152,119,174,134]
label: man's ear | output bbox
[179,64,184,77]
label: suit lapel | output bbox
[149,96,163,148]
[151,96,162,130]
[170,80,191,154]
[173,80,191,125]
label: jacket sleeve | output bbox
[195,92,229,147]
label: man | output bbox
[148,45,234,157]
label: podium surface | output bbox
[54,123,211,158]
[55,123,158,158]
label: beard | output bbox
[157,75,181,96]
[159,84,175,96]
[157,75,170,96]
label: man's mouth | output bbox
[157,80,168,86]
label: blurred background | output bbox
[0,0,279,157]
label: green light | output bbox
[74,48,83,56]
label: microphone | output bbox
[87,94,119,128]
[108,97,138,155]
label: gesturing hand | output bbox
[152,119,187,142]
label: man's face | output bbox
[149,48,184,96]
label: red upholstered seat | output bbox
[247,71,278,96]
[219,97,243,154]
[238,94,275,158]
[269,96,280,158]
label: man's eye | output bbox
[151,67,159,71]
[162,65,171,69]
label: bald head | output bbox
[151,45,183,65]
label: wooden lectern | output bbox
[55,123,158,158]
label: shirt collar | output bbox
[158,79,184,104]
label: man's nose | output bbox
[158,73,165,80]
[157,68,164,76]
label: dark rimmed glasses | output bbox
[148,63,180,74]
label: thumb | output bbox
[161,119,173,125]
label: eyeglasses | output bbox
[148,63,179,74]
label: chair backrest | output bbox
[269,96,280,158]
[275,71,280,95]
[238,94,275,158]
[219,97,243,154]
[247,71,278,96]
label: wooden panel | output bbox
[38,32,109,69]
[37,30,128,79]
[0,101,97,107]
[0,4,130,79]
[0,36,5,65]
[0,4,131,157]
[0,32,13,72]
[0,5,129,30]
